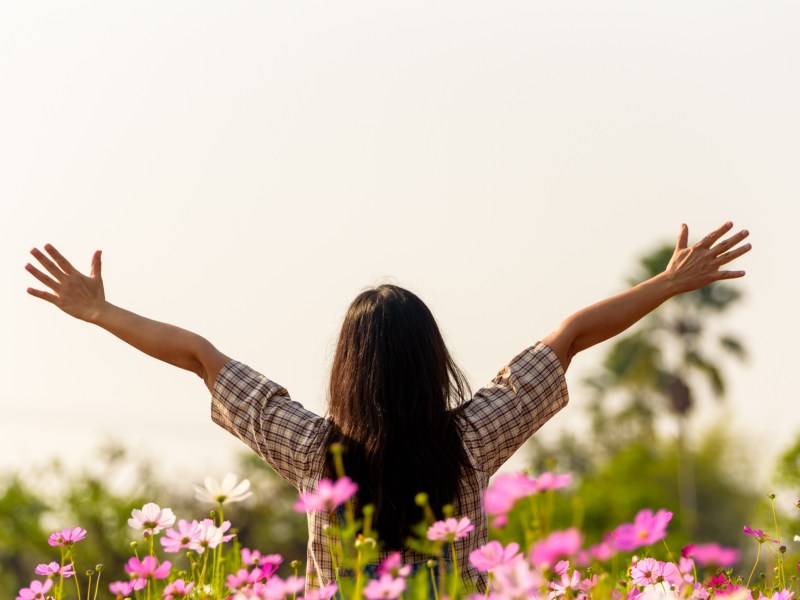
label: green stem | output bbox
[484,572,492,598]
[428,563,440,600]
[93,571,102,600]
[69,552,82,600]
[199,549,210,586]
[449,540,458,600]
[770,497,786,589]
[746,542,762,588]
[325,531,342,590]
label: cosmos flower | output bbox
[47,527,87,547]
[611,509,673,551]
[127,503,176,536]
[294,477,358,513]
[363,574,407,600]
[469,541,521,573]
[194,473,253,505]
[427,517,475,542]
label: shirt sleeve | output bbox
[459,342,569,475]
[211,360,328,489]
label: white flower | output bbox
[127,502,176,536]
[194,473,253,505]
[794,534,800,542]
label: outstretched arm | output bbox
[542,221,751,371]
[25,245,229,391]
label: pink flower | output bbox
[127,502,176,536]
[491,556,544,598]
[15,579,52,600]
[188,518,235,553]
[163,579,194,599]
[533,472,572,492]
[529,528,582,569]
[631,557,664,587]
[263,575,305,599]
[550,570,582,596]
[376,552,412,577]
[47,526,87,547]
[294,477,358,513]
[682,543,740,568]
[427,517,475,542]
[484,473,538,526]
[241,547,263,566]
[611,509,673,551]
[363,574,407,600]
[299,583,338,600]
[469,541,521,573]
[108,579,146,597]
[590,541,616,562]
[161,519,203,553]
[768,591,794,600]
[34,562,74,578]
[743,525,779,544]
[124,555,171,582]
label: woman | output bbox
[25,221,750,590]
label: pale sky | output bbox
[2,1,798,487]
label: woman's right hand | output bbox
[26,244,107,323]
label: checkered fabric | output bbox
[211,341,569,591]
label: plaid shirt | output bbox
[212,341,569,590]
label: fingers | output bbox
[30,247,65,280]
[715,269,746,280]
[696,221,734,249]
[675,224,689,250]
[90,250,102,279]
[715,243,752,266]
[25,263,61,292]
[44,244,76,275]
[26,287,58,303]
[711,228,749,255]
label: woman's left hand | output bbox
[664,221,751,294]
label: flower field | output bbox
[15,468,800,600]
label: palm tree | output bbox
[584,243,747,534]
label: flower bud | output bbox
[415,493,429,507]
[426,560,437,569]
[95,564,104,572]
[291,560,302,569]
[130,541,138,549]
[780,546,787,554]
[85,569,95,576]
[768,493,776,500]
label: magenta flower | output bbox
[533,471,572,492]
[163,579,194,599]
[363,574,407,600]
[427,517,475,542]
[161,519,203,553]
[484,473,538,526]
[34,561,74,578]
[682,542,740,568]
[188,518,235,553]
[529,528,582,569]
[125,555,171,582]
[47,526,87,547]
[15,579,52,600]
[610,509,673,551]
[108,579,146,597]
[127,502,176,536]
[469,541,521,573]
[743,525,779,544]
[241,547,263,566]
[299,583,338,600]
[376,552,411,577]
[294,477,358,513]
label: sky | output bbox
[2,1,798,490]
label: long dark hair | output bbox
[323,284,472,549]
